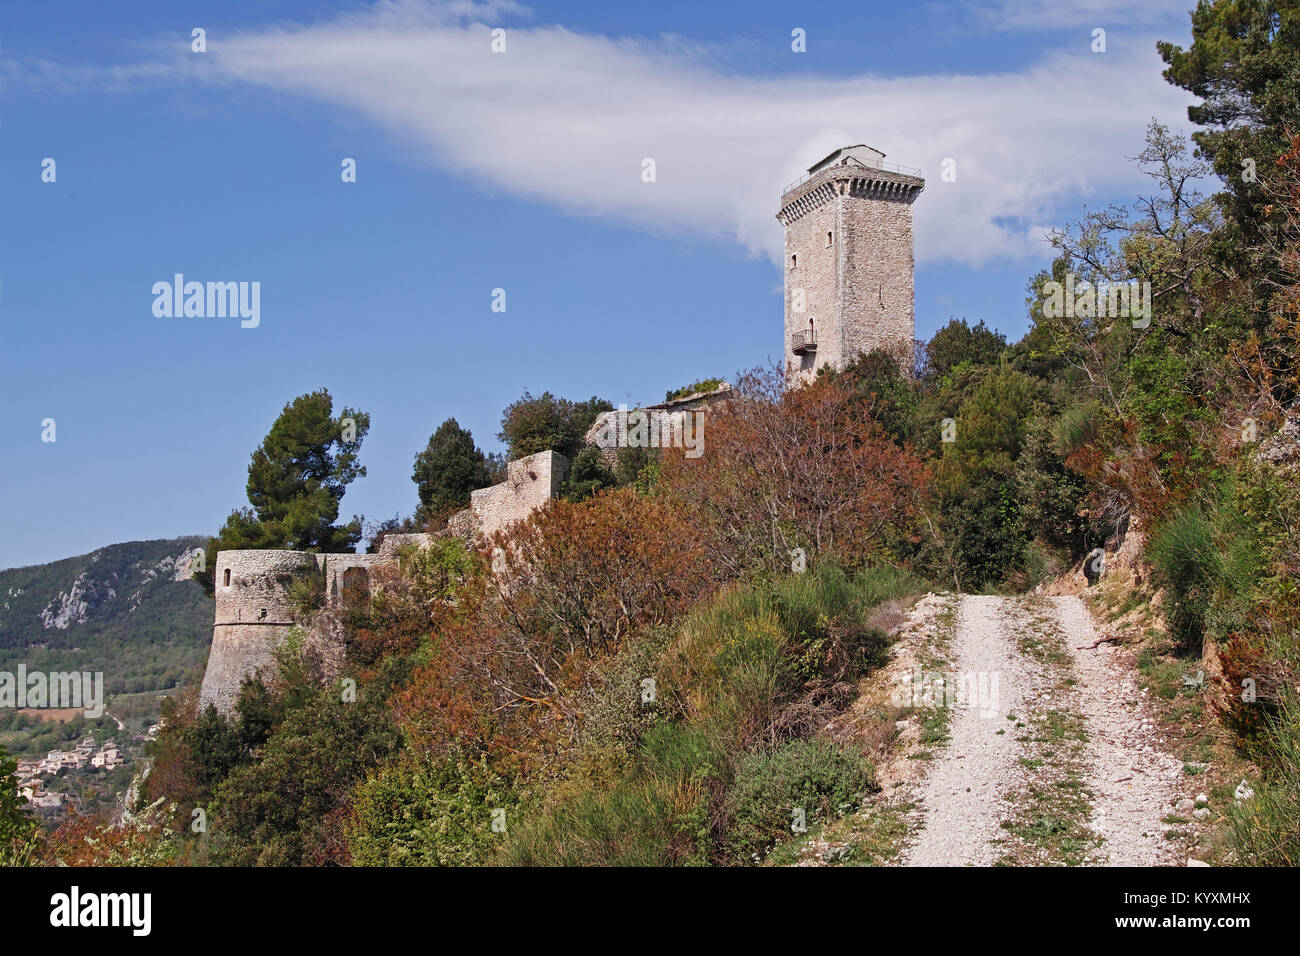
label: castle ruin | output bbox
[198,450,566,713]
[199,145,922,711]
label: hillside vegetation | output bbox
[4,0,1298,868]
[0,536,212,695]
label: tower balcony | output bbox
[791,329,817,354]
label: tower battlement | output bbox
[778,145,924,381]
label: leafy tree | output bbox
[1159,0,1300,283]
[0,747,37,862]
[498,391,612,461]
[657,364,934,577]
[213,690,399,866]
[1013,413,1094,555]
[412,418,493,520]
[821,348,920,447]
[181,704,246,801]
[562,446,617,502]
[234,677,285,752]
[923,318,1007,381]
[198,389,369,592]
[934,369,1042,589]
[613,444,660,490]
[1031,120,1251,528]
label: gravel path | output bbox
[900,594,1183,867]
[1051,596,1184,865]
[903,595,1042,866]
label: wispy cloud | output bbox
[8,0,1197,267]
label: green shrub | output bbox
[501,724,720,867]
[0,747,38,864]
[1148,509,1219,652]
[725,738,875,862]
[665,378,725,402]
[502,563,917,866]
[1202,477,1264,648]
[662,563,914,750]
[580,626,672,751]
[211,690,400,866]
[1227,696,1300,866]
[347,753,518,866]
[286,561,326,617]
[562,447,617,502]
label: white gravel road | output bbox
[1052,596,1185,865]
[901,594,1184,867]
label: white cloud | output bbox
[16,0,1199,267]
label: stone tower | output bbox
[777,145,924,381]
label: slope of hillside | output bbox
[0,537,212,694]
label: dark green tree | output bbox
[213,690,399,866]
[821,348,920,447]
[562,447,617,502]
[1159,0,1300,280]
[0,747,38,862]
[198,389,369,592]
[498,390,612,461]
[935,369,1042,589]
[412,418,493,520]
[181,704,247,802]
[923,318,1007,381]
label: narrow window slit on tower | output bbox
[827,231,833,246]
[223,568,231,587]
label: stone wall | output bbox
[583,386,733,467]
[202,549,325,713]
[839,183,919,374]
[201,621,296,714]
[468,449,568,539]
[200,455,568,712]
[202,548,403,713]
[784,190,842,378]
[377,533,435,556]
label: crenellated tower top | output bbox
[778,145,924,381]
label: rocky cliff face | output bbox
[0,537,213,694]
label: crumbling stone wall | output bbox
[377,533,434,556]
[468,449,568,539]
[200,455,569,712]
[201,548,406,713]
[201,549,324,714]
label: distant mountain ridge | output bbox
[0,537,213,694]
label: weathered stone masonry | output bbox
[779,144,924,382]
[198,450,567,713]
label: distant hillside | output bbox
[0,537,212,694]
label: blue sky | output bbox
[1,0,1201,569]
